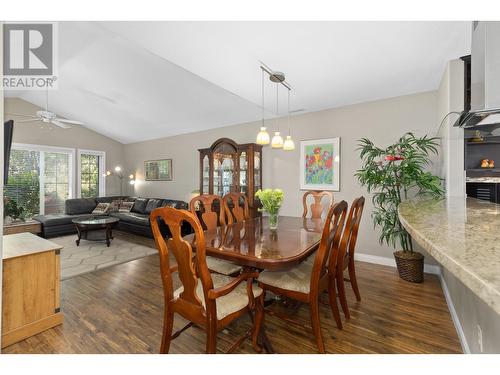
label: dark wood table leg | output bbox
[243,265,275,354]
[105,224,112,247]
[75,225,81,246]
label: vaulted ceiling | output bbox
[6,21,471,144]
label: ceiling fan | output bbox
[6,90,84,129]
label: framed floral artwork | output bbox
[300,138,340,191]
[144,159,173,181]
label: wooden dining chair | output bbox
[189,194,226,230]
[150,206,264,354]
[302,191,333,219]
[334,196,365,319]
[223,192,250,224]
[189,194,242,276]
[257,201,348,353]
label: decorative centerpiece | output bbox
[356,133,443,283]
[255,188,284,230]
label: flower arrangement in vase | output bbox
[255,189,284,230]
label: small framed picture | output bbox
[300,138,340,191]
[144,159,173,181]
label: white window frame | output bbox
[77,149,106,198]
[11,143,76,215]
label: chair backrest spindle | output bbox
[223,192,250,224]
[338,196,365,271]
[190,194,226,230]
[302,191,333,219]
[310,201,347,292]
[150,207,214,311]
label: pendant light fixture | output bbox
[256,68,270,145]
[256,62,294,150]
[283,88,295,151]
[271,82,284,148]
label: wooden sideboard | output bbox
[2,233,63,348]
[3,220,42,236]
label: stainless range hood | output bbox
[456,21,500,128]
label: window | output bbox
[4,149,41,218]
[4,144,75,217]
[78,150,105,198]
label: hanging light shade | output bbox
[270,82,283,149]
[256,127,270,145]
[271,131,284,148]
[283,88,295,151]
[256,67,270,145]
[283,135,295,151]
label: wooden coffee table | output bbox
[72,216,119,247]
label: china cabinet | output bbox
[199,138,262,216]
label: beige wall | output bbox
[4,98,125,196]
[124,91,439,263]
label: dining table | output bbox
[183,215,325,352]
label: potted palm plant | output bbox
[356,132,443,283]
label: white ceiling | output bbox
[6,21,471,144]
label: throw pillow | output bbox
[118,201,134,213]
[92,202,110,214]
[108,199,123,212]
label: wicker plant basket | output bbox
[393,251,424,283]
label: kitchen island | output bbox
[399,197,500,315]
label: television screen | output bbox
[4,120,14,185]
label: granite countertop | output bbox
[466,177,500,183]
[398,197,500,315]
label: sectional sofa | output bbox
[33,196,188,238]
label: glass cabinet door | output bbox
[213,153,235,196]
[202,155,210,194]
[239,151,247,194]
[213,157,221,196]
[221,155,234,196]
[254,151,261,192]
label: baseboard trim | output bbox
[354,252,441,275]
[354,252,470,353]
[438,271,471,354]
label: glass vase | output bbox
[268,211,279,230]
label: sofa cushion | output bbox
[65,198,97,215]
[34,213,91,227]
[108,199,123,212]
[92,202,111,214]
[110,212,149,226]
[131,198,149,214]
[145,198,164,214]
[119,201,134,213]
[162,199,188,210]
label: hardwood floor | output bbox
[2,235,462,354]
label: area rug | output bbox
[52,233,157,280]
